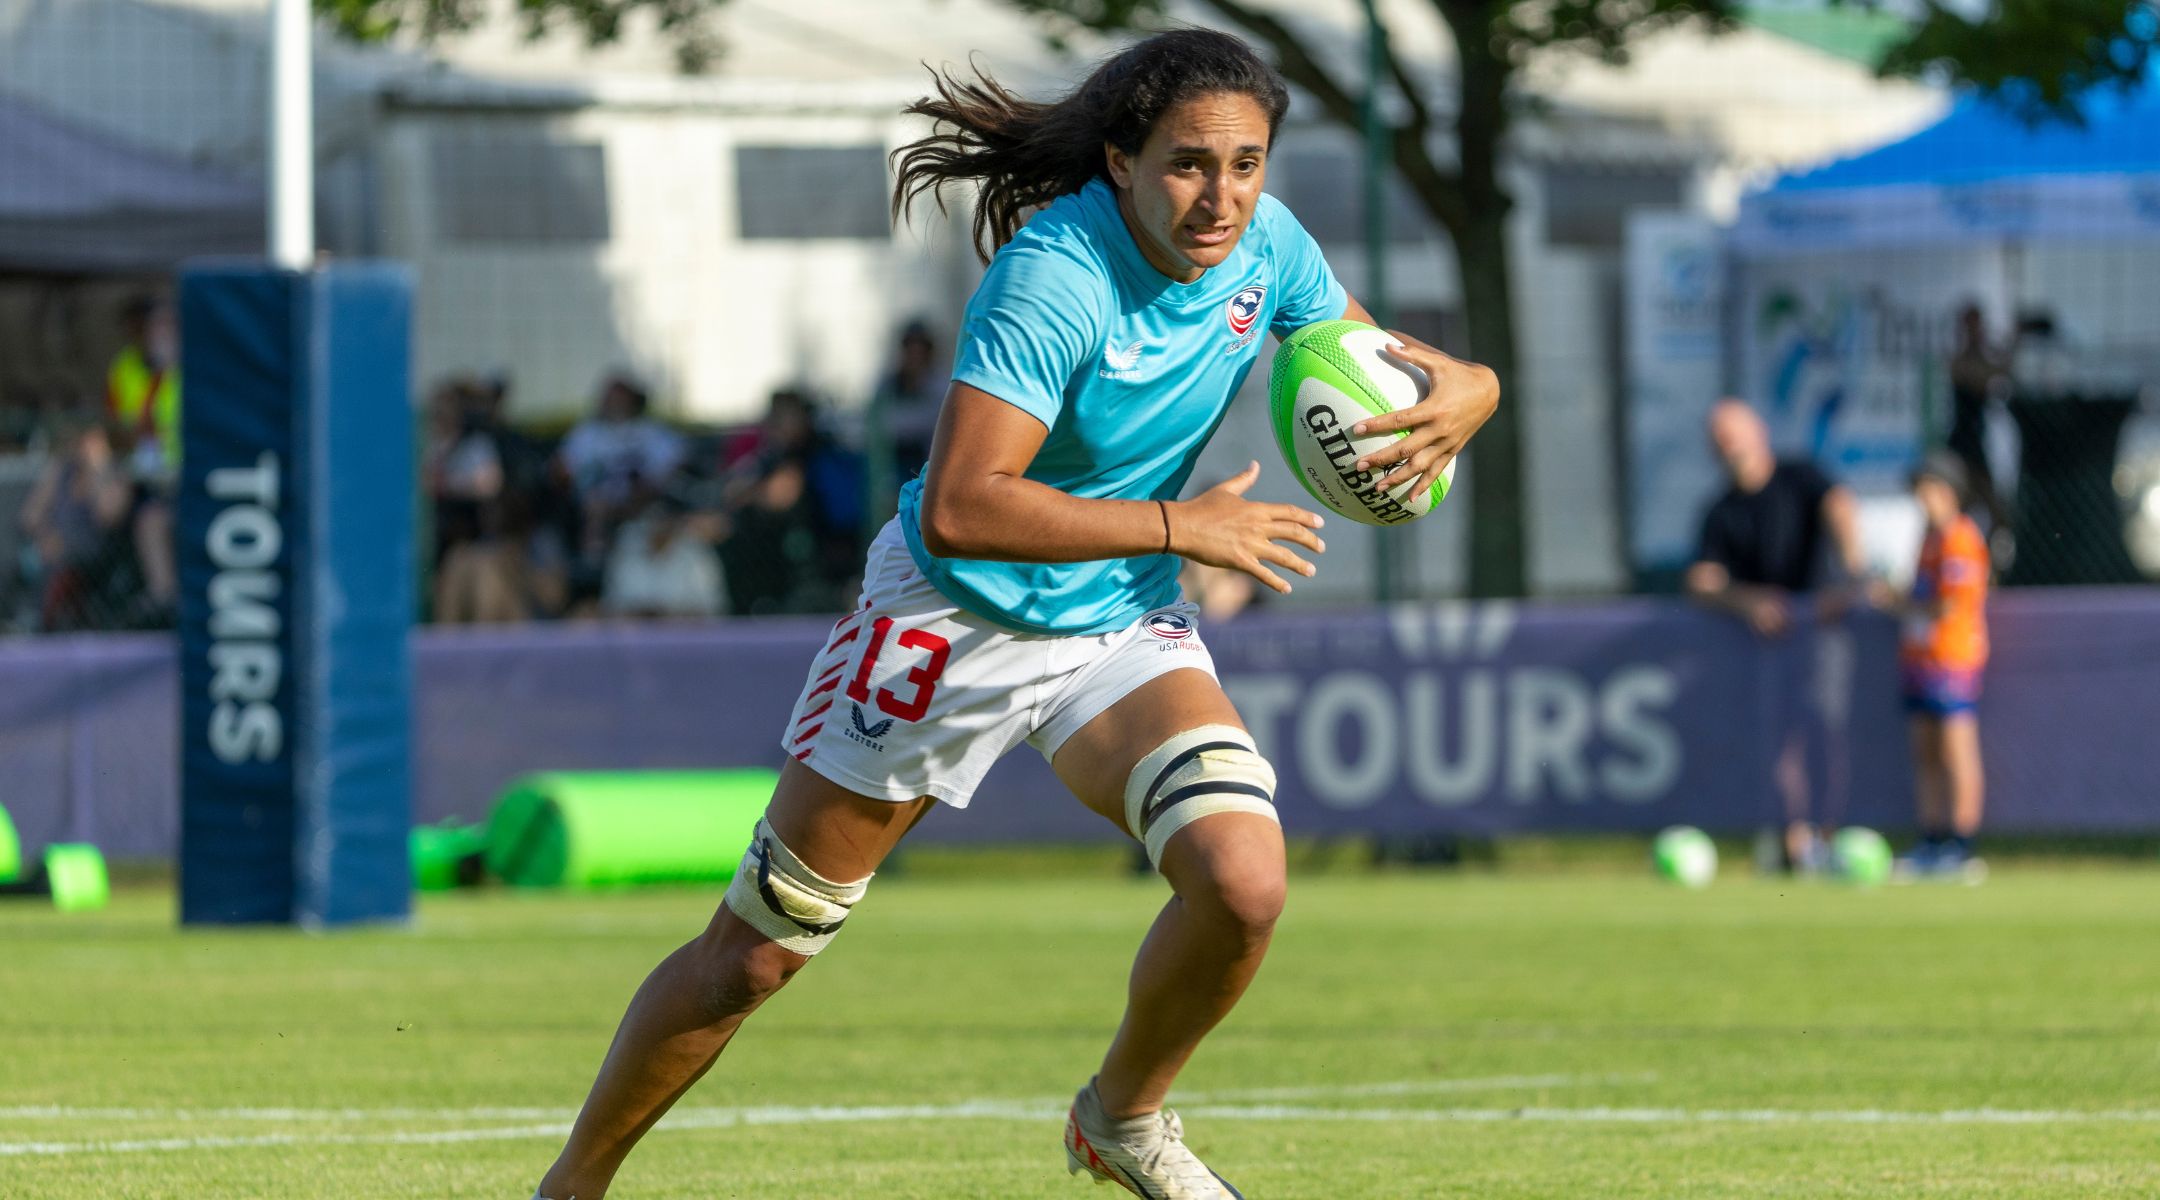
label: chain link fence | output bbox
[1935,342,2160,588]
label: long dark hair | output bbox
[892,28,1291,262]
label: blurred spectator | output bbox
[0,381,57,453]
[18,417,133,632]
[104,295,179,622]
[1873,454,1991,882]
[424,374,549,562]
[472,373,549,499]
[422,378,492,561]
[603,491,726,619]
[1180,560,1261,624]
[1686,398,1867,874]
[715,388,865,614]
[106,296,180,479]
[435,488,571,624]
[1946,301,2014,532]
[555,375,685,575]
[868,319,948,485]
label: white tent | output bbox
[0,91,260,271]
[0,0,404,271]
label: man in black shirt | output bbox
[1687,399,1867,871]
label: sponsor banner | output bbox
[1622,212,1728,575]
[19,593,2160,854]
[382,596,2160,840]
[1207,602,1908,835]
[1733,244,2006,498]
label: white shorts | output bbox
[781,523,1218,808]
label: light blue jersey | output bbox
[897,179,1347,635]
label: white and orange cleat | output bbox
[1064,1078,1246,1199]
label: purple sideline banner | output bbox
[2,591,2156,859]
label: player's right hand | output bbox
[1168,461,1326,595]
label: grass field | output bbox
[4,860,2159,1198]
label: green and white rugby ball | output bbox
[1652,825,1718,889]
[1268,319,1454,527]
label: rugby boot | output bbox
[1065,1077,1245,1199]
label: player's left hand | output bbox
[1348,331,1500,497]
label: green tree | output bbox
[1870,1,2158,122]
[326,0,2159,595]
[317,0,728,71]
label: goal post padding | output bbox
[177,263,415,928]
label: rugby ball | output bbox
[1829,826,1892,887]
[1652,825,1718,889]
[1268,320,1454,527]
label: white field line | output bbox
[0,1072,1644,1125]
[8,1088,2160,1159]
[1184,1105,2160,1126]
[0,1105,572,1123]
[1178,1072,1659,1102]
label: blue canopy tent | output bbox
[1725,70,2160,585]
[1734,70,2160,254]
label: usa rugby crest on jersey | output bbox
[1224,283,1266,352]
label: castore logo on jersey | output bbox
[1099,338,1148,381]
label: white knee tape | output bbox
[722,819,869,955]
[1123,724,1279,868]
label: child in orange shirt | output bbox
[1874,454,1990,881]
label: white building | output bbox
[0,0,1944,598]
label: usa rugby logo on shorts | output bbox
[1226,285,1266,337]
[1144,611,1194,641]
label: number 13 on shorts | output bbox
[846,617,951,723]
[784,597,971,778]
[780,527,1217,807]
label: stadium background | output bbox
[2,1,2158,1196]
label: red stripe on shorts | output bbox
[805,676,841,701]
[795,697,834,726]
[791,722,823,746]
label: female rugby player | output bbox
[537,28,1497,1199]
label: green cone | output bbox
[0,805,19,884]
[43,844,109,912]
